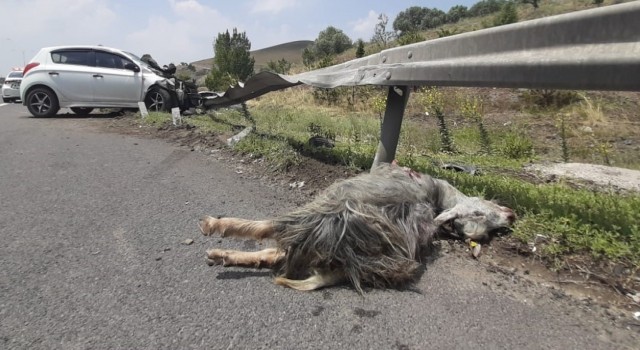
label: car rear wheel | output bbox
[26,87,60,117]
[144,88,173,112]
[70,107,94,115]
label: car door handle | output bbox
[48,72,59,76]
[93,74,103,78]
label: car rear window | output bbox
[51,50,91,66]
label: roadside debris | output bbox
[289,181,305,189]
[467,239,482,259]
[528,234,550,253]
[182,239,194,245]
[227,126,254,147]
[441,163,478,175]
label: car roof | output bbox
[42,45,128,54]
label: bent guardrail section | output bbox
[201,1,640,166]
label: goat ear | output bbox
[434,208,458,227]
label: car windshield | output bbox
[123,51,150,68]
[7,71,23,78]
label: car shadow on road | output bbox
[25,110,132,119]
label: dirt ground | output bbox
[94,112,640,338]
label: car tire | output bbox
[1,97,8,103]
[70,107,94,115]
[26,87,60,118]
[144,88,174,112]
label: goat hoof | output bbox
[205,257,218,266]
[198,216,217,236]
[206,249,228,265]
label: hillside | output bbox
[190,40,312,72]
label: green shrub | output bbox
[521,89,581,110]
[397,32,425,46]
[496,129,534,159]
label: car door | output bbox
[47,49,94,103]
[92,50,144,104]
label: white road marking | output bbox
[0,103,8,107]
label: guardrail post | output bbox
[371,86,410,169]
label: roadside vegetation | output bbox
[166,0,639,273]
[141,85,640,270]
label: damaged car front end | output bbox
[137,53,201,113]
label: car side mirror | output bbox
[124,63,140,73]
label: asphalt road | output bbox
[0,103,633,350]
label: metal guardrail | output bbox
[294,1,640,91]
[202,2,640,166]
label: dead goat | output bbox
[199,162,516,293]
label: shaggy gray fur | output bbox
[272,164,449,293]
[202,162,515,293]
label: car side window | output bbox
[95,51,133,70]
[51,50,90,66]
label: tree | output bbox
[314,26,353,58]
[468,0,506,17]
[303,26,352,68]
[302,47,316,68]
[393,6,428,33]
[494,2,518,26]
[420,8,447,29]
[205,28,255,91]
[521,0,539,9]
[355,39,365,58]
[372,14,396,50]
[393,6,450,33]
[446,5,468,23]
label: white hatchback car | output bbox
[20,45,198,117]
[2,70,23,103]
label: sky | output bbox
[0,0,478,76]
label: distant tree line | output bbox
[205,0,524,89]
[393,0,508,33]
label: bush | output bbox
[520,89,581,110]
[397,32,425,46]
[494,2,518,26]
[497,129,534,159]
[468,0,507,17]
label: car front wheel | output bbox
[144,88,173,112]
[26,87,60,117]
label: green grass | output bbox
[399,159,640,265]
[164,99,640,267]
[168,0,640,268]
[142,112,172,126]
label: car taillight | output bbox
[23,62,40,76]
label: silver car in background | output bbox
[20,45,199,117]
[2,70,23,103]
